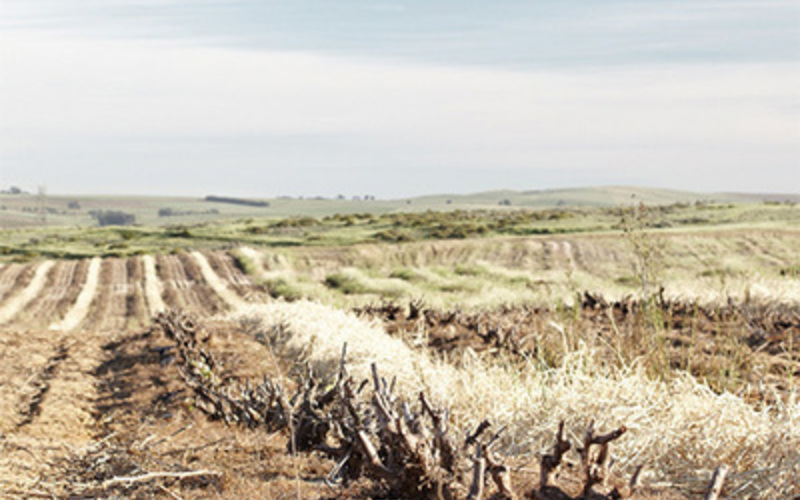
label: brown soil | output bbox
[81,258,133,332]
[9,260,89,329]
[126,256,150,329]
[0,327,101,496]
[0,264,33,303]
[204,251,258,298]
[356,294,800,403]
[0,319,376,499]
[0,253,792,498]
[157,254,228,316]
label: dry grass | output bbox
[232,228,800,309]
[232,300,800,499]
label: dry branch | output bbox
[704,465,730,500]
[540,420,571,490]
[156,311,652,500]
[101,469,221,487]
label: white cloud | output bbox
[0,28,797,192]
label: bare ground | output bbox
[0,261,54,325]
[1,252,796,498]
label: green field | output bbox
[2,186,797,229]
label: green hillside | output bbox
[0,186,796,229]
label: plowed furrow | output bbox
[82,259,130,332]
[0,326,106,494]
[192,251,246,308]
[0,331,66,434]
[15,341,70,428]
[50,258,101,332]
[0,261,55,325]
[157,254,227,316]
[126,257,149,329]
[11,261,81,329]
[208,251,253,291]
[0,263,31,302]
[142,254,166,315]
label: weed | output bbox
[619,201,665,303]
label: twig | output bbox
[101,469,221,487]
[629,464,644,492]
[466,419,492,449]
[158,484,184,500]
[467,446,486,500]
[540,420,571,490]
[484,444,517,500]
[704,465,730,500]
[140,424,194,451]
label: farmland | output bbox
[0,195,798,498]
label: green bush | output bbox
[263,278,303,301]
[389,268,419,281]
[325,272,368,294]
[374,229,415,242]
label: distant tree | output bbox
[204,195,269,207]
[91,210,136,226]
[67,201,81,210]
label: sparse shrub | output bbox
[615,275,639,287]
[389,268,420,282]
[374,228,414,242]
[245,225,269,235]
[619,202,665,302]
[454,264,485,276]
[780,265,800,278]
[325,272,368,294]
[271,216,319,229]
[263,277,303,301]
[698,267,742,279]
[231,252,258,276]
[165,226,192,238]
[117,229,139,241]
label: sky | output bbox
[0,0,798,198]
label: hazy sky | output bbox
[1,0,798,197]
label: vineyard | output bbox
[0,239,798,498]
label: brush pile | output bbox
[155,310,743,499]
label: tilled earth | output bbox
[0,319,367,498]
[0,251,797,498]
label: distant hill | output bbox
[0,186,795,228]
[410,186,799,208]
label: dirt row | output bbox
[0,315,354,498]
[0,252,263,497]
[1,312,682,499]
[0,252,256,332]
